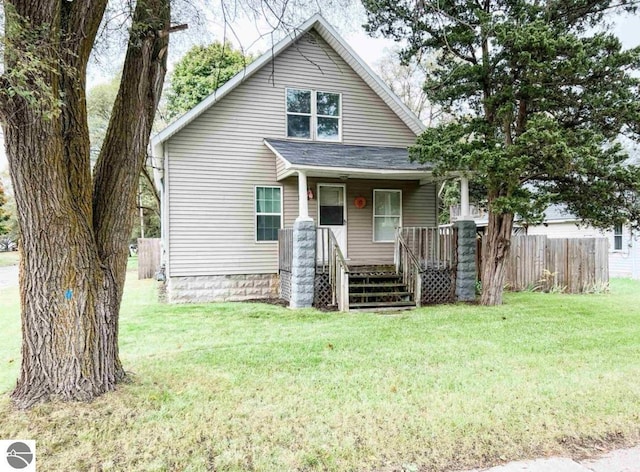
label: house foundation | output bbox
[167,274,279,303]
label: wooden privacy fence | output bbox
[138,238,161,280]
[482,235,609,293]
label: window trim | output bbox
[285,88,342,142]
[254,185,283,244]
[373,189,402,243]
[285,89,312,140]
[315,90,342,142]
[613,222,623,251]
[317,183,347,227]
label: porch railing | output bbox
[317,227,350,311]
[278,228,293,273]
[395,229,423,307]
[399,226,457,269]
[395,226,458,306]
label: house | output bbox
[468,203,639,280]
[151,15,476,310]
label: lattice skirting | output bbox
[314,273,333,309]
[421,267,456,304]
[280,270,291,302]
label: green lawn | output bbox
[0,253,136,269]
[1,279,639,471]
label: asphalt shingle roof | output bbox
[264,138,432,171]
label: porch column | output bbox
[297,169,310,221]
[456,176,476,301]
[291,170,316,308]
[460,176,470,218]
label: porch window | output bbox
[373,189,401,242]
[255,186,282,242]
[286,88,341,141]
[614,223,623,251]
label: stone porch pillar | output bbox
[290,171,316,308]
[456,176,476,301]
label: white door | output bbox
[317,183,347,260]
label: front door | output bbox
[317,183,347,259]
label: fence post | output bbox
[137,238,161,280]
[415,270,422,308]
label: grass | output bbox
[0,250,19,267]
[1,278,640,471]
[127,255,138,272]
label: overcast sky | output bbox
[1,9,640,173]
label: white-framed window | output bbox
[255,186,282,242]
[614,223,623,251]
[286,88,341,141]
[373,189,402,242]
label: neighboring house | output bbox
[470,204,640,280]
[152,15,474,309]
[524,205,640,280]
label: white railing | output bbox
[450,204,484,222]
[399,226,457,270]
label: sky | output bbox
[1,7,640,173]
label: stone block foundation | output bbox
[455,219,477,302]
[167,273,279,303]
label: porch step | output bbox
[349,291,411,298]
[349,282,406,289]
[350,274,402,280]
[349,300,417,309]
[347,266,416,310]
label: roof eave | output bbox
[278,163,433,180]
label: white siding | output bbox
[166,30,420,277]
[527,221,640,279]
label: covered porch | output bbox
[279,226,459,311]
[265,139,477,311]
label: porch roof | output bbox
[265,138,435,181]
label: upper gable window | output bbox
[286,88,341,141]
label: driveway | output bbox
[0,265,19,290]
[458,445,640,472]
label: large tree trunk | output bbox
[480,210,514,305]
[1,0,169,408]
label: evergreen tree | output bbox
[364,0,640,304]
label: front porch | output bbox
[279,226,461,311]
[267,137,477,311]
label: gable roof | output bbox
[151,14,425,147]
[264,138,432,171]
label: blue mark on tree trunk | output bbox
[65,289,73,300]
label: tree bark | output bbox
[1,0,170,408]
[480,209,514,305]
